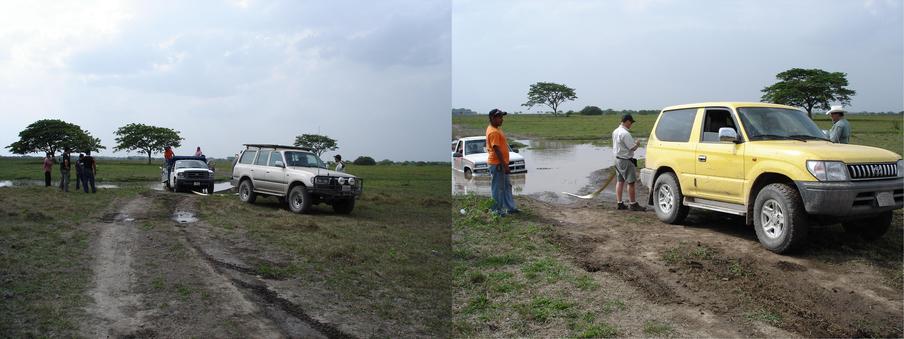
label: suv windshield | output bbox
[737,107,828,141]
[284,151,327,169]
[465,140,486,155]
[174,160,208,169]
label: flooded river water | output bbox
[452,139,645,199]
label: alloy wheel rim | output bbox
[658,185,673,213]
[761,199,785,239]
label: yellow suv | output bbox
[639,102,903,253]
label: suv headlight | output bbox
[314,176,331,185]
[348,177,356,185]
[898,160,903,178]
[806,160,848,181]
[176,172,185,178]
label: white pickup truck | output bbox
[451,136,527,178]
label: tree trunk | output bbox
[147,150,153,164]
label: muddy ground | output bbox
[523,169,903,337]
[77,191,399,338]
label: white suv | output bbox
[231,144,363,214]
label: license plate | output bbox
[193,182,200,186]
[341,185,351,192]
[876,191,894,207]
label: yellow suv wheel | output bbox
[753,183,808,253]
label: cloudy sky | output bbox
[0,0,450,160]
[453,0,903,114]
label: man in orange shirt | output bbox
[486,108,519,215]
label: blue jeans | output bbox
[82,171,96,193]
[489,164,517,214]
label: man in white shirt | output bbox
[612,114,645,211]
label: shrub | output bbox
[580,106,604,115]
[353,156,376,165]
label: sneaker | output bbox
[629,202,647,211]
[616,202,627,210]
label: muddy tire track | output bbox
[525,197,903,337]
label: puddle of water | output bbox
[172,211,198,223]
[150,181,233,193]
[96,184,119,189]
[0,180,11,188]
[452,139,645,198]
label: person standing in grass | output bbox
[612,114,646,211]
[82,151,97,193]
[486,108,519,216]
[59,148,71,192]
[75,153,84,191]
[42,152,53,187]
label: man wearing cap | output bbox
[486,108,519,215]
[612,114,645,211]
[826,105,851,144]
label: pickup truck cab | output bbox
[640,102,902,253]
[161,156,214,193]
[452,136,527,178]
[231,144,363,214]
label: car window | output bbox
[655,108,697,142]
[255,150,271,166]
[465,140,486,155]
[269,151,283,166]
[174,160,208,169]
[700,109,738,142]
[284,151,327,168]
[239,150,257,164]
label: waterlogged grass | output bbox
[0,157,234,182]
[195,164,451,336]
[454,113,903,155]
[0,185,146,336]
[453,194,628,337]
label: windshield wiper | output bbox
[749,134,806,142]
[789,134,829,141]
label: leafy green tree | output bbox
[580,106,604,115]
[6,119,105,156]
[353,156,376,165]
[113,123,184,164]
[522,82,577,117]
[294,134,338,157]
[761,68,856,118]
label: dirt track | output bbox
[523,184,904,337]
[79,192,356,338]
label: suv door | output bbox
[694,108,746,203]
[252,150,272,192]
[263,151,288,195]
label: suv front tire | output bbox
[753,183,808,253]
[288,185,312,214]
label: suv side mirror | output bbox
[718,127,740,143]
[453,152,462,158]
[274,160,285,168]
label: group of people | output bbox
[483,105,854,216]
[44,149,97,193]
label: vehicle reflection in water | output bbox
[451,139,645,197]
[149,181,234,193]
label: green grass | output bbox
[0,185,146,336]
[745,309,783,326]
[454,113,903,155]
[0,157,234,182]
[453,194,633,337]
[643,320,676,337]
[195,164,451,336]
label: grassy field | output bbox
[0,185,147,336]
[0,162,451,337]
[453,113,903,155]
[0,157,235,182]
[453,195,626,338]
[195,164,452,335]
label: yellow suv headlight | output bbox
[806,160,849,181]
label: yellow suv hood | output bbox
[749,141,902,163]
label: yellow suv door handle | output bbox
[698,155,707,162]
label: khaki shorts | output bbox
[615,158,637,183]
